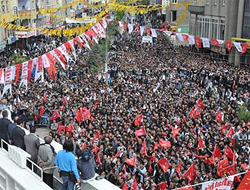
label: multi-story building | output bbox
[162,0,190,33]
[188,0,250,65]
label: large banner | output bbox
[202,176,234,190]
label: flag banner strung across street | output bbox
[201,176,234,190]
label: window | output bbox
[172,0,178,4]
[222,0,226,6]
[171,10,177,21]
[214,0,217,5]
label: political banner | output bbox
[202,176,234,190]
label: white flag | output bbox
[42,54,50,68]
[202,38,210,48]
[176,33,184,41]
[189,35,195,45]
[217,39,224,45]
[233,42,243,52]
[128,24,134,34]
[101,18,107,29]
[140,26,144,36]
[151,29,157,38]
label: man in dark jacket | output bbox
[0,110,12,142]
[11,118,26,150]
[77,149,96,181]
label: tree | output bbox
[237,104,250,122]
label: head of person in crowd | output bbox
[44,135,53,145]
[63,140,74,152]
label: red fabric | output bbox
[241,43,248,54]
[194,154,208,159]
[66,124,73,134]
[46,52,57,64]
[123,165,126,173]
[153,142,158,151]
[92,131,100,143]
[135,126,146,137]
[44,93,48,103]
[39,106,45,117]
[54,48,66,64]
[115,151,121,158]
[74,36,86,49]
[131,176,137,190]
[177,187,193,190]
[221,125,228,134]
[203,157,215,165]
[64,42,72,53]
[122,182,128,190]
[211,38,219,46]
[176,162,182,178]
[141,139,147,155]
[15,63,22,84]
[227,128,235,139]
[46,54,57,82]
[125,156,137,166]
[34,112,38,121]
[182,115,186,123]
[84,30,94,45]
[134,114,143,126]
[212,144,222,159]
[158,158,169,172]
[146,27,151,36]
[197,135,205,150]
[237,171,250,189]
[159,139,171,148]
[225,41,233,52]
[196,98,204,110]
[28,60,33,82]
[223,145,234,160]
[157,182,167,190]
[217,158,229,177]
[37,56,43,71]
[62,97,67,106]
[184,164,196,183]
[232,80,236,89]
[135,25,140,34]
[123,22,128,31]
[195,36,202,48]
[92,146,99,154]
[81,143,87,150]
[81,107,91,120]
[148,164,153,175]
[189,106,199,119]
[51,110,60,120]
[216,111,223,123]
[172,128,181,138]
[75,109,82,122]
[182,34,189,42]
[96,154,101,165]
[58,125,66,134]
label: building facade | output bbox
[188,0,250,65]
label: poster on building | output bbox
[202,176,234,190]
[162,0,170,14]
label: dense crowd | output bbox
[0,20,250,190]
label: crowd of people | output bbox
[0,18,250,190]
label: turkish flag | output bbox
[172,128,181,138]
[195,36,202,48]
[221,125,228,134]
[92,131,100,142]
[159,139,171,148]
[66,124,73,134]
[75,109,82,123]
[225,41,233,51]
[44,93,48,103]
[211,38,219,46]
[189,106,200,119]
[134,114,143,126]
[153,142,158,151]
[197,135,205,150]
[196,98,204,110]
[141,139,147,155]
[216,111,223,123]
[241,43,248,54]
[58,125,66,134]
[212,144,222,159]
[157,182,167,190]
[81,107,91,120]
[135,126,146,137]
[27,59,33,82]
[227,127,235,139]
[81,143,87,150]
[122,182,128,190]
[51,110,60,120]
[217,158,229,177]
[92,146,99,154]
[96,154,101,165]
[114,151,121,158]
[176,162,182,178]
[146,27,151,36]
[158,158,170,172]
[184,164,196,183]
[223,145,234,160]
[237,171,250,190]
[203,157,215,165]
[15,63,22,85]
[39,106,45,117]
[125,156,137,166]
[131,176,137,190]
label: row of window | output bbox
[192,0,226,6]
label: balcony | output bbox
[188,5,205,14]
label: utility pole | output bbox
[105,0,109,84]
